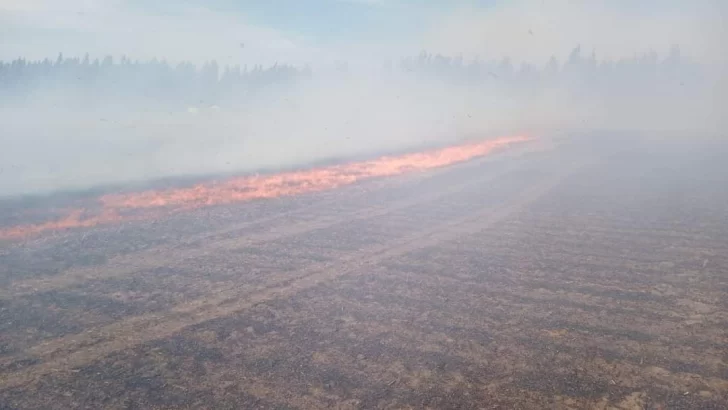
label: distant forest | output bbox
[0,45,701,109]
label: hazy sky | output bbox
[1,0,725,67]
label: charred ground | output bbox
[0,136,727,409]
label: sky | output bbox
[1,0,726,68]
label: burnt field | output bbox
[0,137,727,409]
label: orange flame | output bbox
[0,136,531,240]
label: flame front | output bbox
[0,136,532,240]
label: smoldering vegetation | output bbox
[0,45,722,198]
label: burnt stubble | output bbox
[1,135,727,409]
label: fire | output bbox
[0,136,531,240]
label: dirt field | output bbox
[1,136,727,409]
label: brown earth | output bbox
[0,136,726,409]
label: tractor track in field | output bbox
[0,158,592,391]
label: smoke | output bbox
[0,71,518,196]
[0,0,725,198]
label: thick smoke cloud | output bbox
[0,1,724,197]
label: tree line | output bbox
[0,45,701,108]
